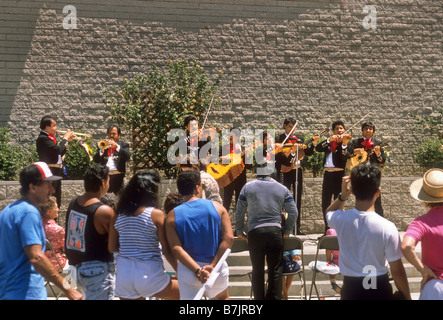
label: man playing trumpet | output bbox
[36,115,74,208]
[93,125,130,194]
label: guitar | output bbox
[346,142,389,171]
[280,128,329,173]
[207,142,261,188]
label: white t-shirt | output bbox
[326,208,403,277]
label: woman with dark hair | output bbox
[108,170,179,300]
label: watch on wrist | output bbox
[338,192,347,202]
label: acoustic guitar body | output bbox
[207,153,245,188]
[346,152,368,171]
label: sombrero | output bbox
[409,168,443,203]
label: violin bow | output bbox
[281,120,298,145]
[345,111,373,134]
[201,94,215,130]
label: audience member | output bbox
[0,162,82,300]
[326,164,411,300]
[164,192,184,215]
[235,163,297,300]
[64,164,116,300]
[178,155,223,204]
[402,168,443,300]
[325,228,340,293]
[38,196,68,272]
[165,170,234,300]
[108,170,179,300]
[281,243,301,300]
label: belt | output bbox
[48,164,63,169]
[109,170,123,175]
[324,167,344,172]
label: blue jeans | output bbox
[75,261,115,300]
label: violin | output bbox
[335,133,352,143]
[269,143,305,155]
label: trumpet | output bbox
[98,139,113,150]
[57,130,92,140]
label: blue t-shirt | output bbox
[174,199,221,264]
[0,200,47,300]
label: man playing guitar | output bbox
[346,121,386,216]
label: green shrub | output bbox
[0,127,38,180]
[414,138,443,169]
[63,140,96,179]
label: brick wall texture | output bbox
[0,1,440,232]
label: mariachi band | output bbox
[36,114,388,235]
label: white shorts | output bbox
[177,261,229,300]
[115,255,171,299]
[420,279,443,300]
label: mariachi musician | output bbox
[93,125,130,195]
[219,127,249,214]
[315,120,351,235]
[276,117,319,235]
[346,121,386,216]
[36,115,74,208]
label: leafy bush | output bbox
[414,138,443,169]
[301,133,324,177]
[0,127,38,180]
[63,140,95,179]
[103,58,223,178]
[409,108,442,169]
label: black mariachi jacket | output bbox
[315,139,348,169]
[93,140,130,174]
[276,133,315,167]
[36,131,68,165]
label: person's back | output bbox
[239,178,293,228]
[405,206,443,281]
[327,207,401,277]
[326,164,410,300]
[0,200,46,300]
[174,198,221,264]
[65,197,113,266]
[64,164,116,300]
[114,207,163,262]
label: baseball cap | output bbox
[26,162,63,181]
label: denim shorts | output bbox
[75,260,116,300]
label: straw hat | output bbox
[409,168,443,203]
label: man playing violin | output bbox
[184,115,215,163]
[93,125,130,195]
[346,121,386,216]
[36,115,74,208]
[315,120,351,235]
[276,118,319,235]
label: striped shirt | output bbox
[114,207,162,262]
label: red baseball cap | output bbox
[28,162,62,181]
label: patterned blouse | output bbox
[42,218,67,272]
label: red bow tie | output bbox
[330,141,339,152]
[48,134,56,144]
[361,139,374,151]
[107,147,116,156]
[287,135,298,144]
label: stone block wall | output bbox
[0,176,427,233]
[0,0,441,178]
